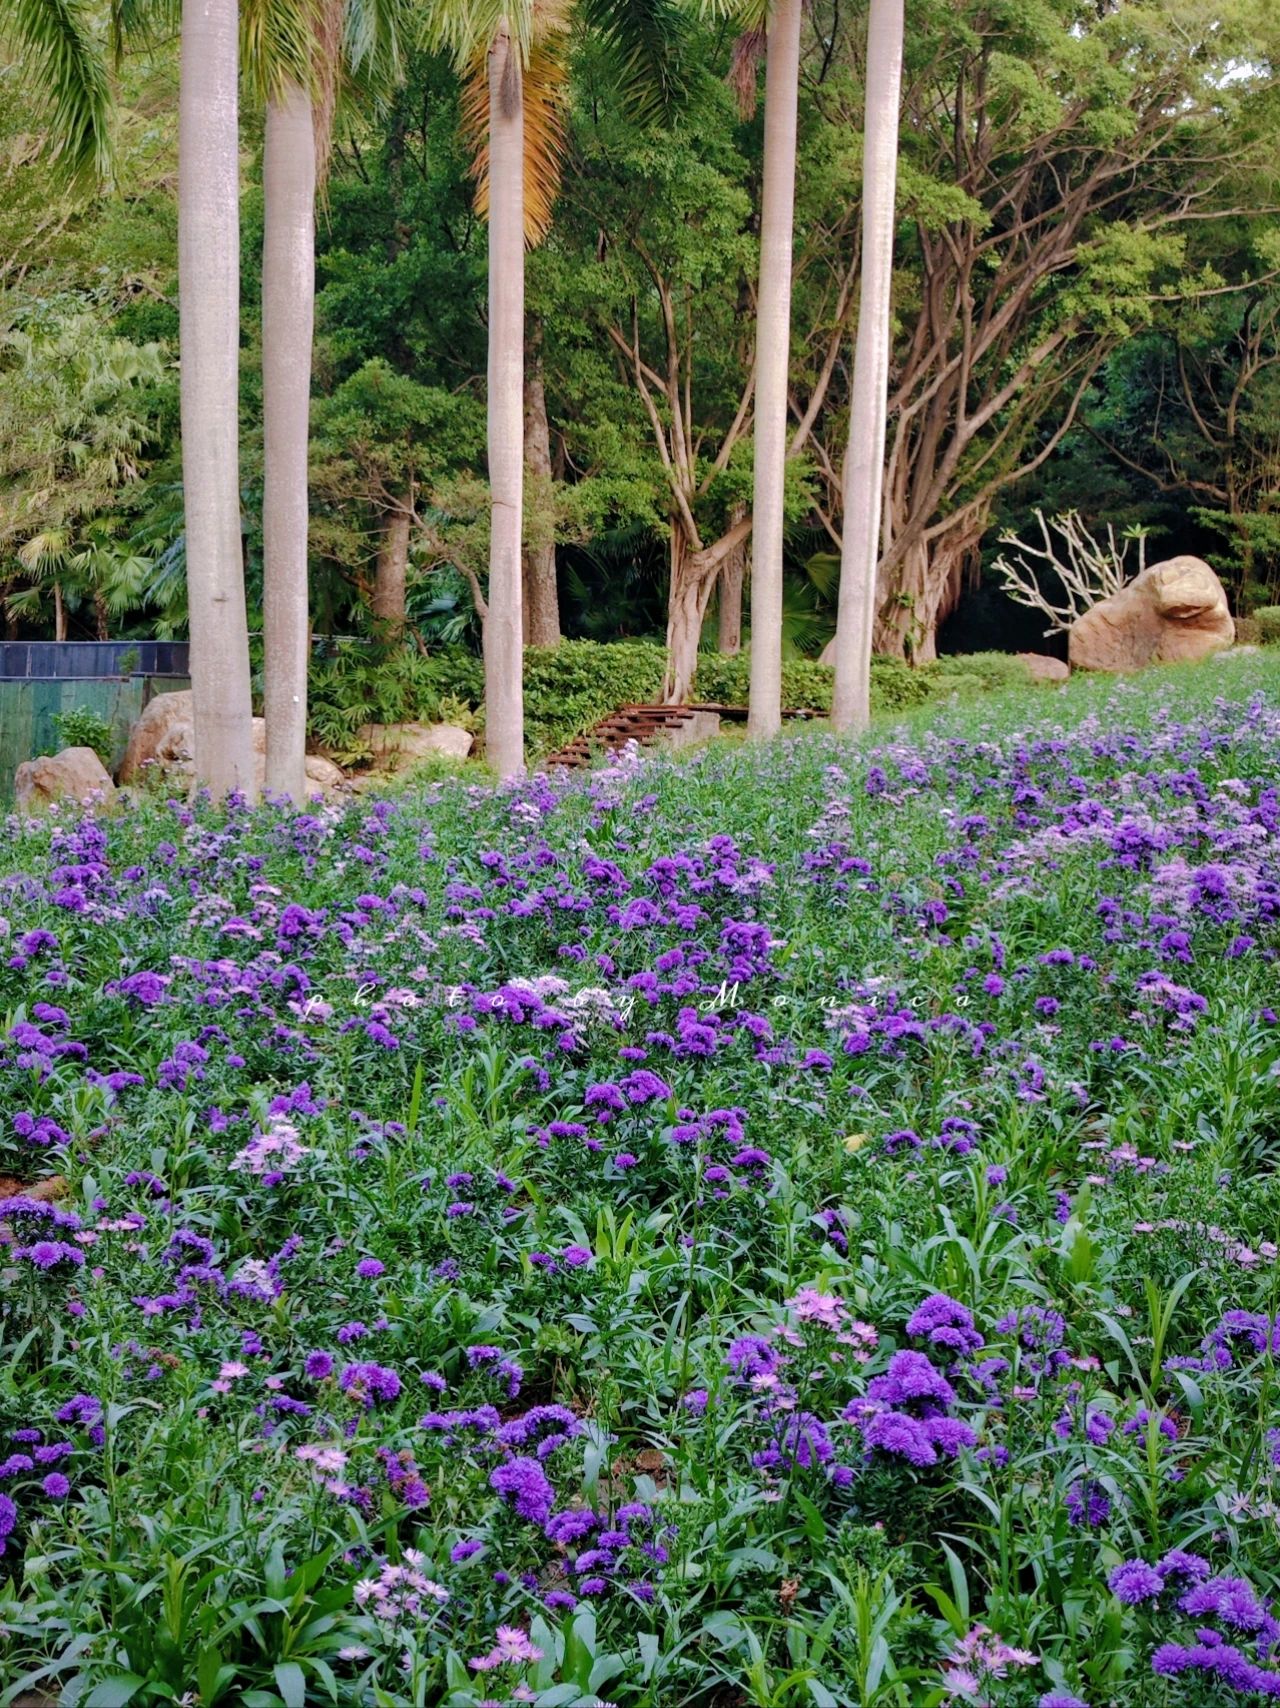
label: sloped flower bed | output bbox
[1,662,1279,1705]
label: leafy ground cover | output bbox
[1,654,1280,1708]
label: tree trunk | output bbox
[53,581,66,642]
[664,528,710,705]
[522,346,560,648]
[373,507,410,633]
[179,0,256,800]
[94,588,109,640]
[717,511,747,654]
[747,0,802,740]
[261,80,316,804]
[484,18,525,779]
[831,0,904,733]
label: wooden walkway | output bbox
[544,703,820,769]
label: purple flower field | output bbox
[1,657,1280,1705]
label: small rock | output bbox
[14,748,115,814]
[656,711,721,750]
[1016,652,1070,683]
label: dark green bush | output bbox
[1254,607,1280,645]
[50,706,114,765]
[309,638,1040,763]
[522,641,666,754]
[927,651,1033,695]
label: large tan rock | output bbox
[1068,556,1234,673]
[357,722,473,768]
[120,689,195,782]
[1017,651,1069,683]
[121,691,346,799]
[15,748,115,814]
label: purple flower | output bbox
[339,1362,401,1406]
[1109,1559,1163,1604]
[562,1245,593,1268]
[490,1457,555,1525]
[355,1258,385,1278]
[304,1351,334,1380]
[41,1473,70,1499]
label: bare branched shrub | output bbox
[993,510,1149,635]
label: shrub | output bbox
[50,706,114,765]
[1254,606,1280,645]
[927,651,1033,695]
[522,641,666,754]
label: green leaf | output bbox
[85,1681,146,1708]
[274,1662,307,1708]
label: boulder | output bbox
[1017,651,1070,683]
[1068,556,1234,673]
[121,691,346,799]
[119,689,195,783]
[357,722,474,768]
[14,747,116,814]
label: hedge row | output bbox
[308,639,1043,763]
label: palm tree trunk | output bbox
[522,346,560,648]
[831,0,904,733]
[53,581,66,642]
[484,18,525,779]
[373,506,410,633]
[94,588,109,640]
[179,0,256,799]
[262,80,316,803]
[746,0,802,741]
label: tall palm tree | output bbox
[256,0,406,802]
[831,0,903,733]
[179,0,258,798]
[430,0,688,779]
[260,73,317,802]
[745,0,802,741]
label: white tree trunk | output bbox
[522,355,560,648]
[179,0,255,800]
[484,19,525,779]
[261,82,316,803]
[746,0,802,741]
[831,0,904,733]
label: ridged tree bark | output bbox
[373,506,410,632]
[261,80,315,802]
[484,19,525,779]
[179,0,256,799]
[522,346,560,648]
[747,0,802,740]
[831,0,903,732]
[718,501,748,654]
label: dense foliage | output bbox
[2,7,1278,665]
[1,653,1279,1704]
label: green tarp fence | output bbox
[0,675,191,805]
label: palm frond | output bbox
[577,0,692,128]
[342,0,410,92]
[3,0,113,183]
[109,0,179,65]
[241,0,322,105]
[423,0,534,69]
[459,2,570,246]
